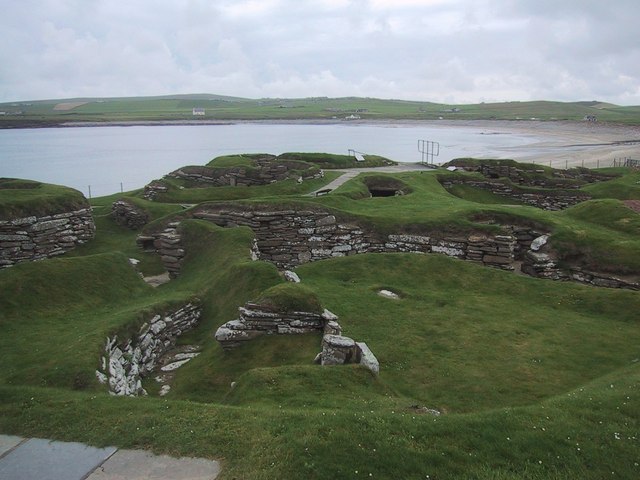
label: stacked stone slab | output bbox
[142,180,169,201]
[466,234,516,270]
[167,159,322,187]
[0,208,95,268]
[97,302,202,396]
[193,207,519,271]
[111,199,149,229]
[136,223,185,278]
[141,206,635,290]
[214,299,380,374]
[318,335,380,375]
[215,302,336,350]
[440,178,591,210]
[454,161,614,188]
[143,156,323,200]
[521,235,639,290]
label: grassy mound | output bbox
[581,170,640,199]
[443,183,525,205]
[0,178,89,219]
[0,252,154,389]
[278,152,395,168]
[255,283,323,313]
[296,253,640,412]
[143,172,341,204]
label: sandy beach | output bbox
[445,120,640,168]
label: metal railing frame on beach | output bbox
[530,157,639,170]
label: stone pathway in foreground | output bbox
[0,434,220,480]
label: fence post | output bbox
[120,182,123,193]
[565,160,568,170]
[88,185,92,199]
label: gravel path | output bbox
[309,162,434,196]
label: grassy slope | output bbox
[1,162,640,479]
[0,179,89,219]
[144,172,342,204]
[3,95,640,124]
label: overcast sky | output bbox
[1,0,639,104]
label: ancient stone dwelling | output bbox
[0,182,95,267]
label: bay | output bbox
[0,122,545,197]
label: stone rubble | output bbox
[97,302,202,396]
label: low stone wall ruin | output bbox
[215,303,337,350]
[137,206,637,290]
[137,223,185,278]
[111,199,149,230]
[143,157,323,200]
[521,236,639,290]
[96,302,202,396]
[191,206,520,270]
[440,178,591,210]
[214,300,380,374]
[452,162,614,188]
[0,208,95,268]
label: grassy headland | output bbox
[2,94,640,125]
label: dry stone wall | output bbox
[136,222,184,278]
[143,157,323,200]
[168,159,323,187]
[440,178,591,210]
[215,302,337,350]
[0,208,95,268]
[192,206,519,270]
[214,299,380,374]
[521,236,639,290]
[138,206,635,290]
[454,162,613,188]
[96,302,202,396]
[111,199,149,229]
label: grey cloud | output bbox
[0,0,638,104]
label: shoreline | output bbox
[2,118,639,169]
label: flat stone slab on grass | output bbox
[0,437,117,480]
[0,434,24,457]
[86,449,221,480]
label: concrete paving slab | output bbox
[86,449,221,480]
[0,434,24,458]
[0,437,117,480]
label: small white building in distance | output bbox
[192,108,205,116]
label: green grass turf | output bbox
[1,159,640,479]
[3,95,640,124]
[0,178,89,218]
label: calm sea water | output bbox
[0,123,546,197]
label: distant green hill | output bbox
[2,94,640,126]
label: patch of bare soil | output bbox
[623,200,640,213]
[53,101,88,111]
